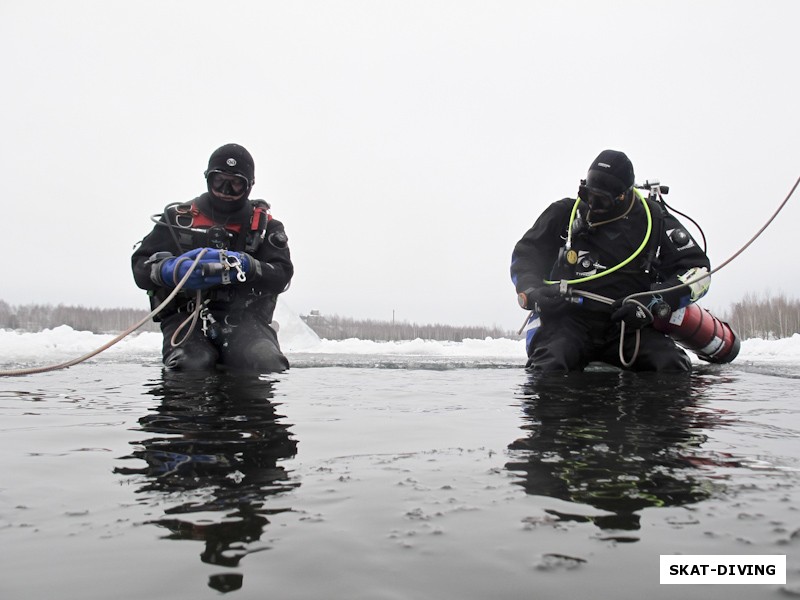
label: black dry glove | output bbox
[518,285,567,313]
[610,299,653,330]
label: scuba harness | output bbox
[146,199,276,338]
[154,198,273,255]
[521,181,722,366]
[550,186,666,288]
[545,181,709,306]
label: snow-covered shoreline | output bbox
[1,324,799,364]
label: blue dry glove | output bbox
[159,248,222,289]
[182,247,223,265]
[160,256,201,288]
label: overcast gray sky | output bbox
[2,1,797,331]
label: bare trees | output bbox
[301,313,514,341]
[1,294,799,340]
[721,292,800,340]
[0,302,158,333]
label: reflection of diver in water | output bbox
[115,372,297,593]
[506,370,730,531]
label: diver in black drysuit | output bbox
[510,149,711,372]
[132,143,293,373]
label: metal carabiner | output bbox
[223,252,247,283]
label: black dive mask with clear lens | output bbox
[208,170,249,197]
[578,184,620,212]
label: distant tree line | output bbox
[0,300,158,334]
[720,292,800,340]
[301,312,516,341]
[2,293,799,341]
[0,300,512,340]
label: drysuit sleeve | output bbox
[510,199,573,295]
[131,217,176,292]
[651,211,711,311]
[243,218,293,294]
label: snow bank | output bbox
[0,300,797,363]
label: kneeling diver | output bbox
[132,144,293,373]
[510,149,711,372]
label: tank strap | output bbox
[160,199,272,253]
[642,197,667,279]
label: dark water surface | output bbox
[1,359,799,599]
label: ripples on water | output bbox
[1,358,799,599]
